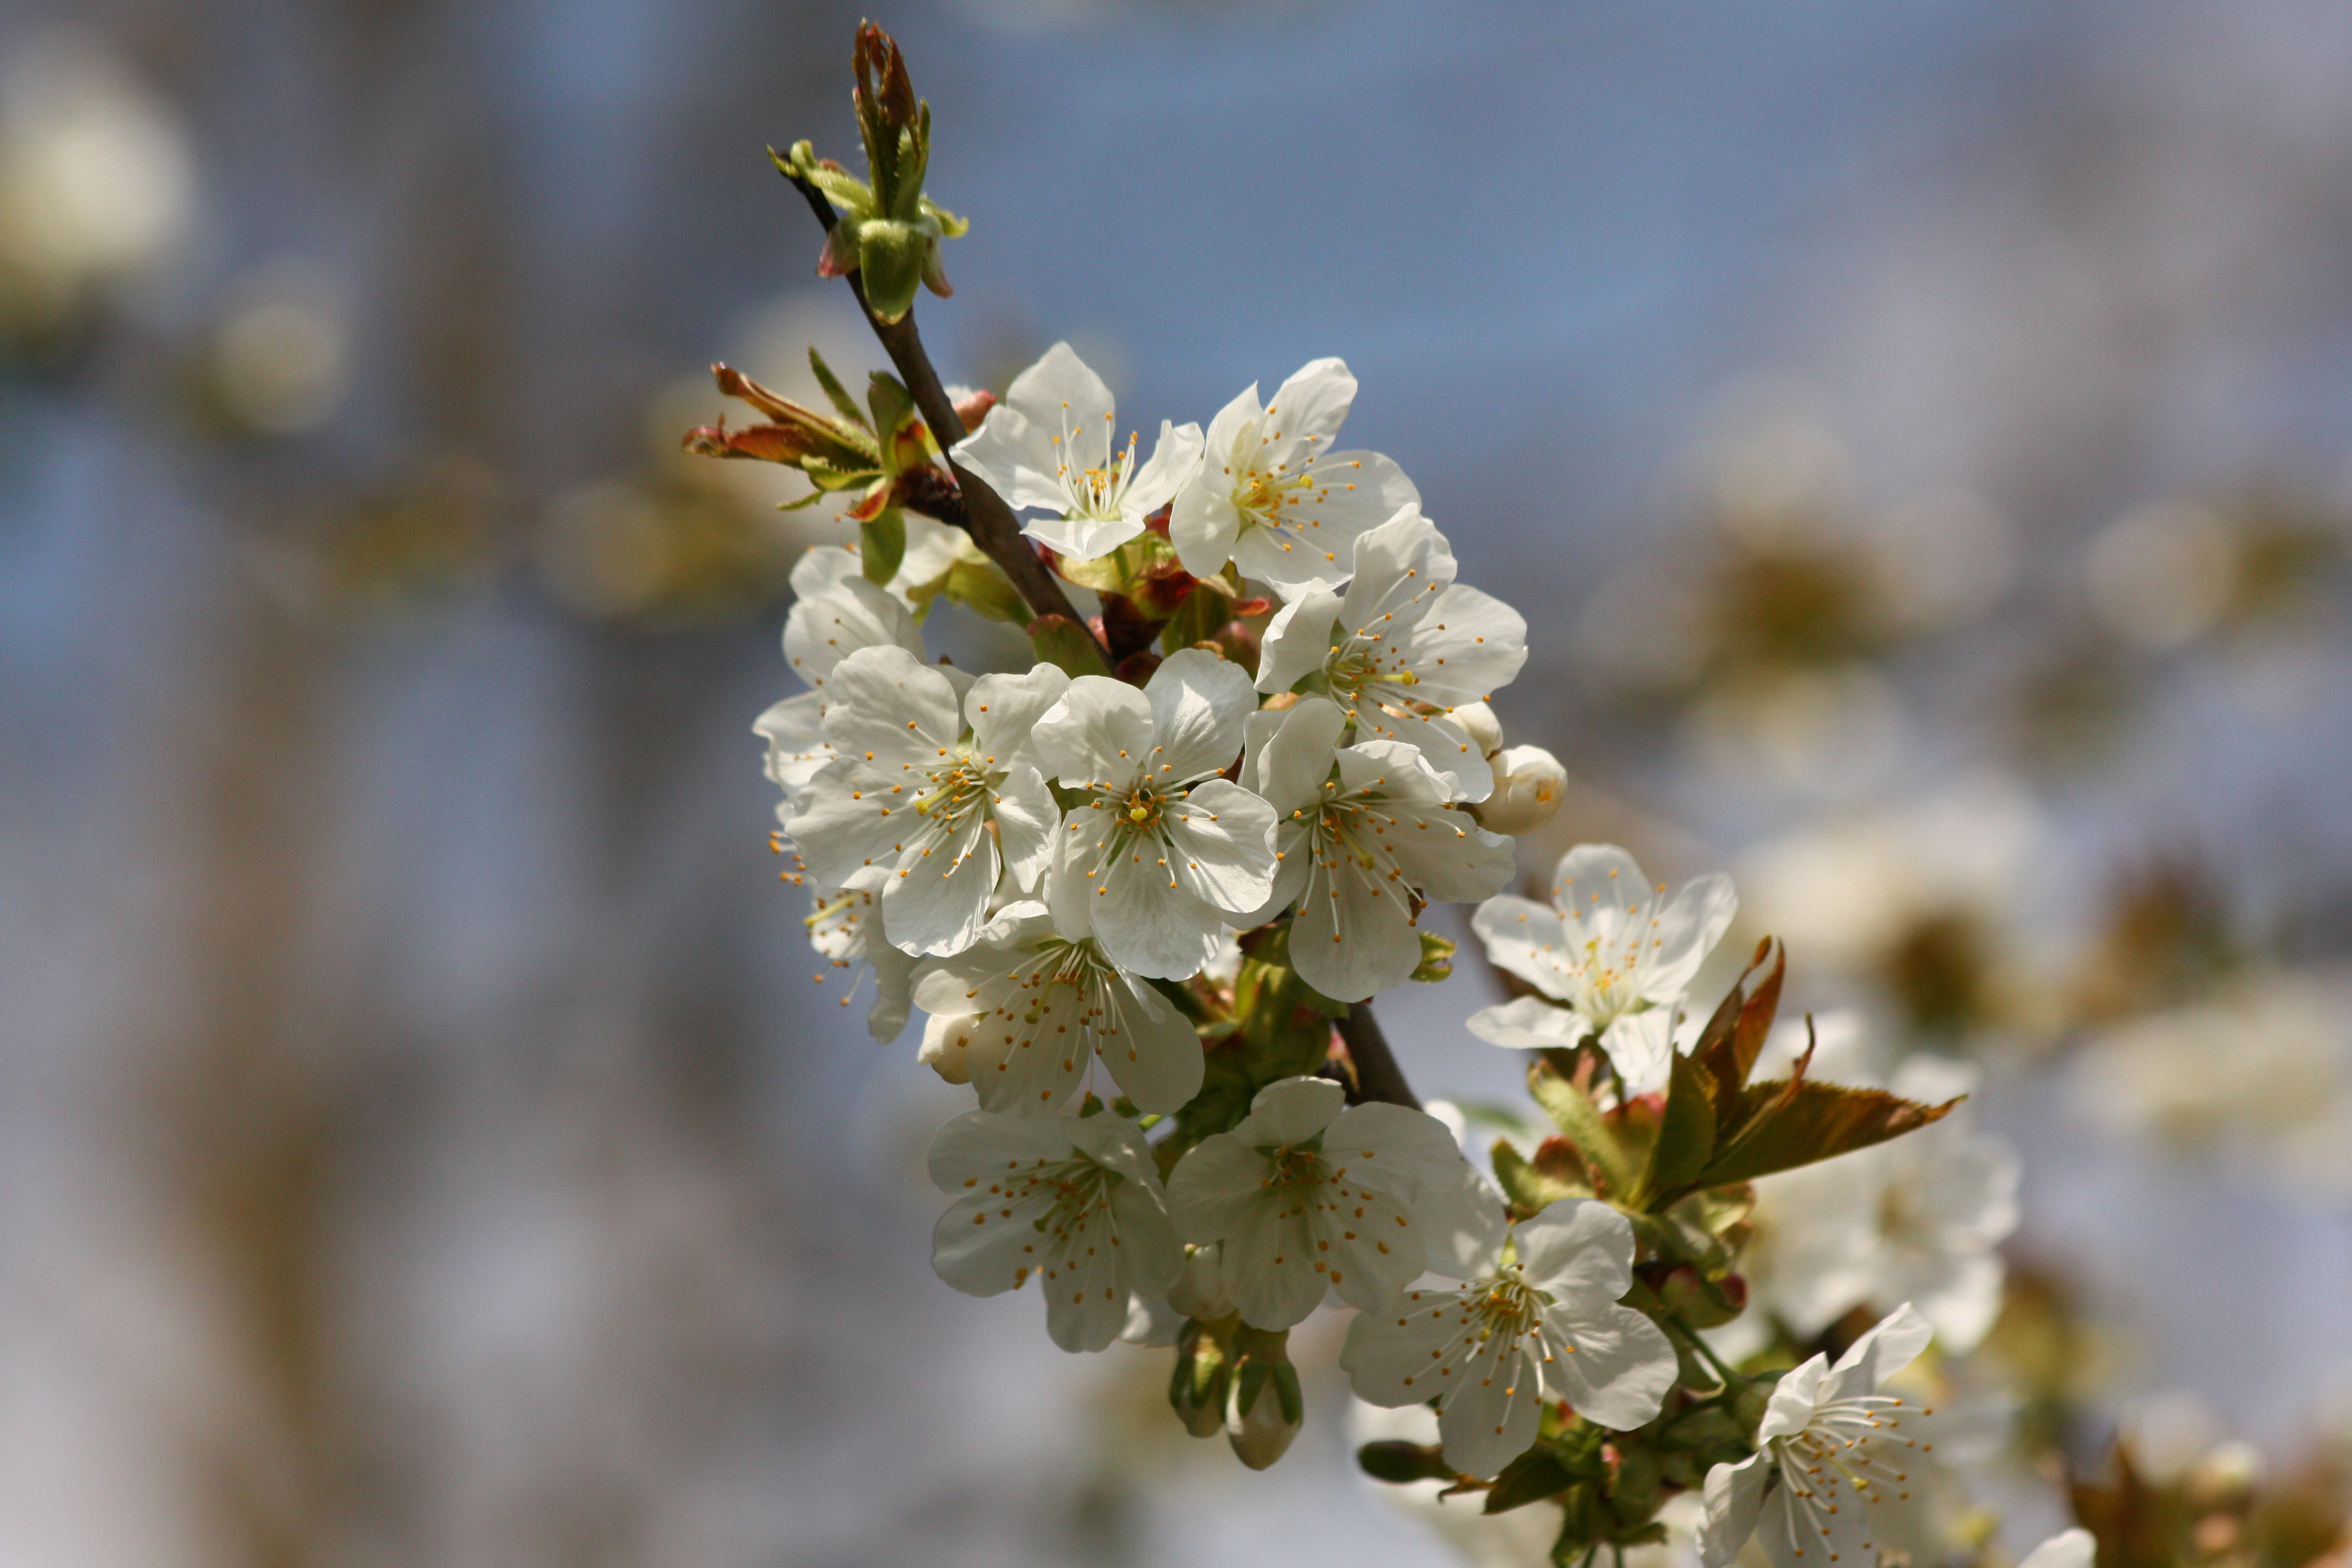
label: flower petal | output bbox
[1095,971,1205,1113]
[1540,1299,1676,1430]
[966,663,1071,771]
[1145,649,1258,783]
[1034,676,1154,790]
[1466,995,1590,1050]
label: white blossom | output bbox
[1469,845,1737,1090]
[784,646,1066,957]
[1168,356,1419,595]
[912,902,1204,1114]
[1243,695,1515,1001]
[950,341,1203,561]
[1745,1056,2019,1353]
[928,1108,1185,1353]
[803,879,916,1043]
[1165,1076,1501,1331]
[1697,1304,1941,1568]
[754,545,927,799]
[1033,649,1278,980]
[1474,744,1566,836]
[1255,508,1527,801]
[1342,1198,1679,1479]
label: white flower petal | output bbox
[1144,649,1257,782]
[949,403,1069,513]
[1034,676,1155,788]
[881,806,999,957]
[1254,588,1343,690]
[1697,1452,1770,1568]
[1004,340,1116,435]
[1436,1335,1545,1479]
[1542,1300,1677,1430]
[1228,1075,1347,1146]
[1095,973,1205,1113]
[1261,357,1357,460]
[753,689,831,798]
[1246,694,1346,812]
[819,645,961,766]
[1162,780,1279,913]
[1514,1198,1637,1300]
[783,575,922,690]
[966,663,1071,771]
[1643,871,1739,1000]
[1467,995,1591,1050]
[1125,418,1204,516]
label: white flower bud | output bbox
[1473,745,1566,835]
[917,1011,981,1084]
[1449,700,1504,759]
[1226,1363,1303,1470]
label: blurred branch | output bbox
[777,165,1104,654]
[1340,1002,1421,1110]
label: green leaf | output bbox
[1636,1049,1720,1208]
[1026,614,1112,679]
[1694,1080,1961,1187]
[858,511,906,584]
[1491,1136,1592,1214]
[1692,939,1784,1117]
[1526,1057,1635,1199]
[1485,1449,1575,1515]
[807,347,869,428]
[864,372,918,461]
[1161,578,1235,653]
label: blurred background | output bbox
[3,0,2350,1564]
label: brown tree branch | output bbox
[1339,1002,1421,1110]
[777,168,1104,654]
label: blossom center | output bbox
[1051,405,1139,520]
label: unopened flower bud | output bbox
[1451,700,1504,758]
[1226,1340,1304,1471]
[1355,1440,1453,1484]
[947,385,995,431]
[1168,1244,1235,1321]
[1474,744,1566,835]
[1659,1264,1747,1329]
[916,1011,979,1084]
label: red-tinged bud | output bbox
[1659,1264,1746,1329]
[1229,597,1273,618]
[854,23,917,132]
[1113,649,1162,686]
[1142,502,1173,539]
[951,388,995,430]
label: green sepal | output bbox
[1411,932,1457,983]
[856,218,928,325]
[1027,614,1113,678]
[1527,1055,1636,1199]
[1491,1135,1594,1215]
[1160,577,1235,652]
[1056,529,1178,593]
[859,511,906,584]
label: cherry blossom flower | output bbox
[1255,509,1527,801]
[1468,845,1737,1090]
[803,879,916,1043]
[950,341,1203,561]
[1342,1198,1679,1479]
[1033,649,1278,980]
[1165,1077,1500,1331]
[912,902,1204,1114]
[1242,696,1514,1001]
[1697,1304,1941,1568]
[754,545,926,800]
[928,1108,1185,1353]
[1168,356,1419,594]
[784,646,1066,957]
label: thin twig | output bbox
[777,167,1103,651]
[1338,1003,1420,1110]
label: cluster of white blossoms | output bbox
[745,337,2018,1555]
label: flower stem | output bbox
[776,163,1106,658]
[1337,1001,1421,1109]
